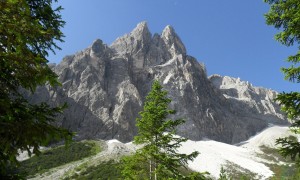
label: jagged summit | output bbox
[161,25,177,40]
[90,39,106,57]
[135,21,148,28]
[209,74,286,124]
[110,22,187,69]
[33,22,289,144]
[127,21,152,44]
[162,25,176,43]
[131,21,150,35]
[161,24,186,56]
[111,22,151,50]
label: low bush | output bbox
[17,141,101,176]
[64,160,121,180]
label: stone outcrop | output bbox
[32,22,288,144]
[209,75,286,125]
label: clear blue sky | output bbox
[49,0,298,92]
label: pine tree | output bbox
[0,0,73,177]
[121,80,207,179]
[264,0,300,163]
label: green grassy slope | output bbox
[17,140,101,177]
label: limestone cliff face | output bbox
[35,22,288,144]
[209,75,286,125]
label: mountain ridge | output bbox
[31,22,288,144]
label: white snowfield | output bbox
[178,125,298,179]
[21,125,297,179]
[178,139,273,179]
[241,126,295,150]
[109,125,297,179]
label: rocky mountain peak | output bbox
[90,39,110,58]
[91,39,103,52]
[162,25,175,38]
[130,21,151,38]
[161,25,186,56]
[110,22,151,54]
[35,22,289,144]
[110,22,153,69]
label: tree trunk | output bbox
[150,160,152,180]
[154,161,157,180]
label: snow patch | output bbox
[163,73,173,84]
[107,139,122,144]
[178,140,273,179]
[241,125,298,151]
[156,56,177,67]
[114,126,295,179]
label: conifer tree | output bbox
[264,0,300,163]
[121,80,207,179]
[0,0,73,177]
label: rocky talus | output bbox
[30,22,288,144]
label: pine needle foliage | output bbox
[121,80,207,180]
[264,0,300,164]
[0,0,73,177]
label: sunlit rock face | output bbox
[32,22,288,144]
